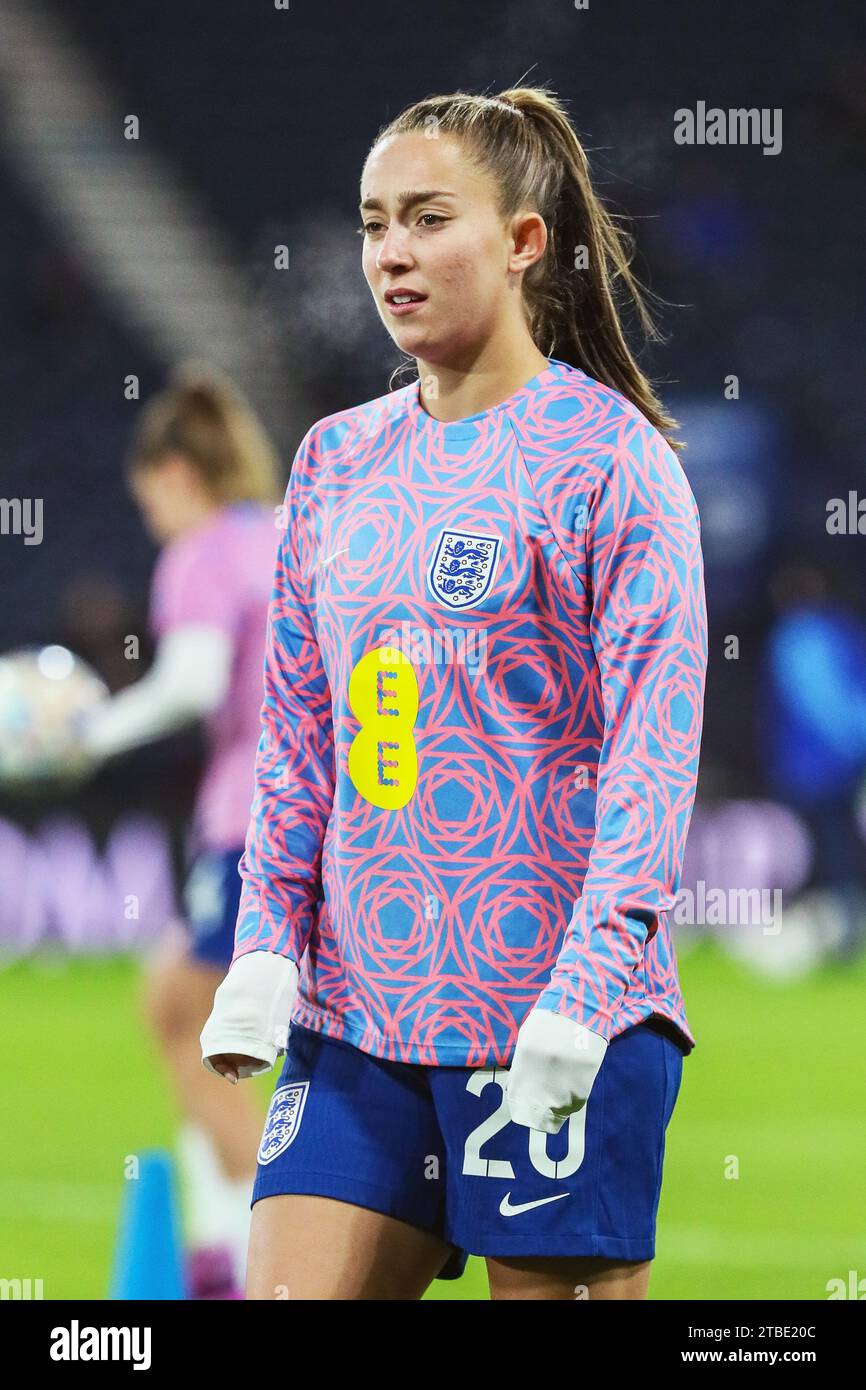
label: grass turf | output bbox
[1,939,863,1300]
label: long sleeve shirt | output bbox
[232,357,708,1066]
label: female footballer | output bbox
[201,85,708,1301]
[81,369,281,1294]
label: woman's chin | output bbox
[391,326,431,356]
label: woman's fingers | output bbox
[211,1055,238,1083]
[205,1052,258,1083]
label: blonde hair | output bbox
[371,85,682,451]
[126,363,282,501]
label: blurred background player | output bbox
[78,367,281,1296]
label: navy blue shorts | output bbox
[251,1017,684,1276]
[182,847,243,970]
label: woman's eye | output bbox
[357,214,446,237]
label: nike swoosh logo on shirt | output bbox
[499,1191,569,1217]
[320,546,348,567]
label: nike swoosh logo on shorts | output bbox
[499,1191,569,1217]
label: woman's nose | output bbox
[376,229,412,272]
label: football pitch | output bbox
[1,939,863,1301]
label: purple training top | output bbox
[150,502,279,852]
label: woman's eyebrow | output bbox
[358,189,456,214]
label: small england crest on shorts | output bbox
[426,529,502,610]
[257,1081,310,1165]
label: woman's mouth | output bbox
[385,292,428,317]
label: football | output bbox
[0,645,108,789]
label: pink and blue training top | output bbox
[150,503,279,853]
[232,357,708,1067]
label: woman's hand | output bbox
[506,1006,608,1133]
[200,950,300,1080]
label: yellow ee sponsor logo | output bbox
[347,647,419,808]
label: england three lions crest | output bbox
[257,1081,310,1165]
[427,529,502,611]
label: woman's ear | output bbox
[508,209,548,274]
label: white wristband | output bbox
[506,1007,608,1134]
[200,950,300,1079]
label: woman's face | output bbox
[129,455,203,544]
[360,131,541,370]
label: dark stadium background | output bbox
[0,0,864,1300]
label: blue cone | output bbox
[110,1149,186,1299]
